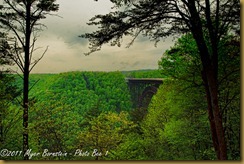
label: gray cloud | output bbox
[30,0,174,73]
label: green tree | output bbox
[29,99,80,160]
[158,33,240,159]
[0,32,21,154]
[77,111,134,160]
[82,0,240,159]
[109,132,146,160]
[0,74,20,148]
[142,81,215,160]
[0,0,59,159]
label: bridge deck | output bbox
[125,78,163,84]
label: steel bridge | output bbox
[126,78,163,109]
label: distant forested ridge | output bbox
[122,69,164,78]
[27,71,132,114]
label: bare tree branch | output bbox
[29,35,38,63]
[29,46,48,72]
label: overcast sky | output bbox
[27,0,174,73]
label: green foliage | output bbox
[11,71,132,115]
[0,32,21,158]
[158,33,240,160]
[141,80,216,160]
[77,111,135,160]
[217,36,240,160]
[0,76,22,159]
[28,71,132,114]
[109,132,146,160]
[29,100,80,160]
[0,41,239,161]
[0,104,22,160]
[123,69,164,78]
[82,0,239,160]
[159,34,201,81]
[5,71,134,160]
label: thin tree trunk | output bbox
[23,2,31,160]
[23,68,29,160]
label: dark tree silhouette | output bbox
[0,0,59,160]
[82,0,240,160]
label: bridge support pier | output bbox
[126,78,163,109]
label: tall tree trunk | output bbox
[194,33,227,160]
[198,43,227,160]
[205,67,227,160]
[202,71,220,159]
[187,1,227,159]
[195,36,227,160]
[23,2,31,160]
